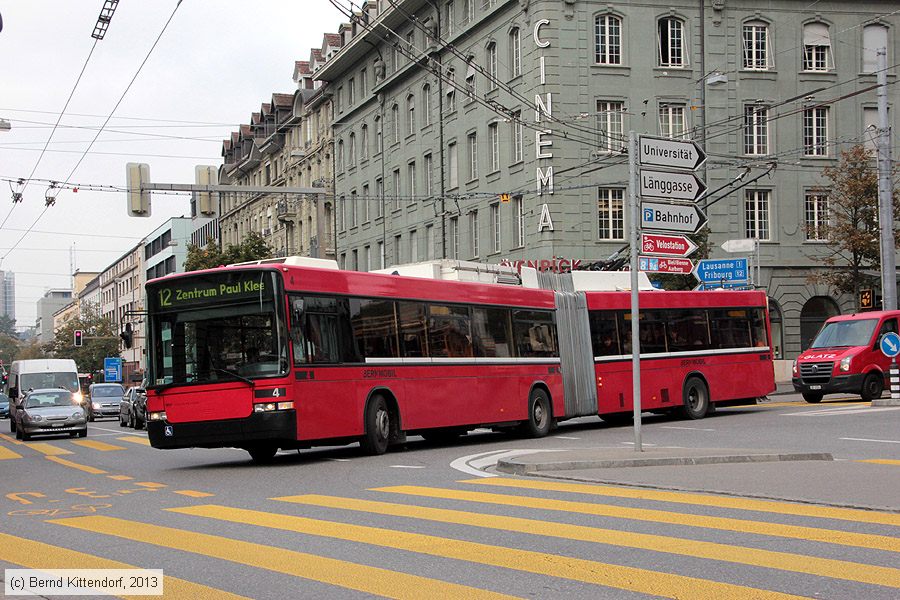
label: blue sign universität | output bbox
[694,258,749,283]
[879,332,900,358]
[103,357,122,383]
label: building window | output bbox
[598,188,625,240]
[336,87,343,113]
[363,245,370,271]
[360,69,367,97]
[486,42,498,90]
[805,192,829,241]
[862,24,888,73]
[742,21,771,70]
[378,241,385,269]
[407,161,416,201]
[745,190,770,240]
[347,133,356,167]
[463,0,474,25]
[469,210,479,258]
[658,17,686,67]
[375,177,384,217]
[594,14,622,65]
[467,132,478,180]
[490,202,500,253]
[512,111,524,163]
[596,100,624,152]
[394,234,402,265]
[350,190,358,228]
[391,104,400,144]
[864,106,882,152]
[422,84,432,126]
[337,139,345,172]
[426,224,435,260]
[374,116,383,153]
[513,195,525,247]
[488,122,500,172]
[448,141,458,188]
[446,68,457,112]
[410,229,418,262]
[449,216,459,258]
[348,77,355,105]
[424,153,433,196]
[465,58,477,100]
[658,103,686,139]
[361,124,369,160]
[407,94,415,136]
[392,168,401,210]
[338,195,346,232]
[445,1,454,38]
[744,105,770,155]
[509,27,522,77]
[803,23,832,71]
[362,184,370,222]
[803,106,829,156]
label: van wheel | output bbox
[521,388,552,438]
[861,373,884,402]
[681,376,710,420]
[802,392,823,404]
[360,395,391,455]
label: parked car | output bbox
[119,386,146,429]
[0,392,9,419]
[12,388,87,440]
[87,383,125,420]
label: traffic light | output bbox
[74,329,84,347]
[120,322,133,349]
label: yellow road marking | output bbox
[0,445,22,460]
[28,442,73,456]
[169,504,808,600]
[0,531,249,600]
[276,494,900,589]
[174,490,214,498]
[72,439,127,451]
[107,475,134,481]
[374,486,899,553]
[117,436,151,446]
[464,478,900,528]
[857,459,900,466]
[45,455,107,475]
[0,432,24,445]
[135,482,166,489]
[51,515,520,600]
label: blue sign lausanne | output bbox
[103,357,122,383]
[694,258,749,284]
[880,332,900,358]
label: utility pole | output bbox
[876,48,897,311]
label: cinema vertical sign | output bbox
[534,18,554,232]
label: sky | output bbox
[0,1,345,327]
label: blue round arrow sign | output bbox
[879,331,900,358]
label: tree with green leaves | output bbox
[184,231,274,272]
[43,303,119,374]
[809,144,900,309]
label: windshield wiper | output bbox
[211,368,256,387]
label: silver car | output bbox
[12,388,87,440]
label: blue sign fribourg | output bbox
[694,258,749,283]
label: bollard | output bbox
[872,357,900,406]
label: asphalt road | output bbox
[1,391,898,599]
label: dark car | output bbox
[119,387,146,429]
[0,392,9,419]
[87,383,125,420]
[12,388,87,440]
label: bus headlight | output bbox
[149,411,167,421]
[253,401,294,412]
[839,356,852,372]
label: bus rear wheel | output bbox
[360,395,391,455]
[681,376,710,420]
[521,388,552,438]
[861,373,884,402]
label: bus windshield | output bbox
[147,270,288,386]
[809,319,877,349]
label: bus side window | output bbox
[290,297,309,364]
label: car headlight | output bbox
[92,402,100,409]
[28,414,42,422]
[839,356,852,372]
[72,411,85,419]
[73,391,83,403]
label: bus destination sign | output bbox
[154,275,269,309]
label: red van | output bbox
[792,310,900,403]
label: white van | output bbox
[5,359,81,403]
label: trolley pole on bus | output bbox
[628,131,643,451]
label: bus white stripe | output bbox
[594,346,769,362]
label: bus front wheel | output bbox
[521,388,552,438]
[360,395,391,455]
[681,377,710,420]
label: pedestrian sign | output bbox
[860,289,874,309]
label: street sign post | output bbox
[638,256,694,274]
[641,201,707,234]
[103,357,122,383]
[638,136,707,170]
[877,332,900,406]
[694,258,750,284]
[641,233,698,257]
[639,169,707,202]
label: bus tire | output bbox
[521,388,552,438]
[247,445,277,463]
[360,394,391,455]
[802,392,823,404]
[681,376,710,420]
[861,373,884,402]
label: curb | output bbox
[496,452,834,475]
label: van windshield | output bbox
[810,319,877,349]
[20,372,79,393]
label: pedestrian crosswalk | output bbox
[25,478,900,599]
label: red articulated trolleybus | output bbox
[144,257,775,462]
